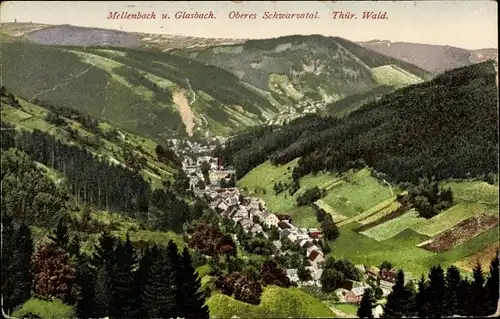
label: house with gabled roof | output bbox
[307,250,325,267]
[216,200,229,212]
[263,213,280,227]
[367,266,380,278]
[278,221,292,230]
[223,204,239,218]
[276,213,292,223]
[238,218,253,230]
[281,229,299,242]
[248,224,263,234]
[300,239,314,249]
[380,269,397,283]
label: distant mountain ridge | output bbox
[1,23,432,138]
[358,39,498,74]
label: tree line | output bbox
[357,257,499,318]
[1,124,199,233]
[216,61,498,185]
[1,218,209,318]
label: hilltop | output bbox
[358,40,498,74]
[171,34,432,123]
[1,23,431,137]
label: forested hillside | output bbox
[218,60,498,184]
[1,37,279,137]
[1,88,337,319]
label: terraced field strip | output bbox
[445,181,499,206]
[354,205,411,232]
[419,214,499,252]
[315,199,348,223]
[338,196,398,227]
[358,201,402,225]
[325,180,345,191]
[360,210,422,241]
[455,243,500,272]
[411,203,490,237]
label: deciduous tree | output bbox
[31,242,76,302]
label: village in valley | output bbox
[168,137,409,317]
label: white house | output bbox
[286,269,300,283]
[263,213,280,227]
[373,305,384,318]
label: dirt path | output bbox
[173,88,194,136]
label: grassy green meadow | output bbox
[239,158,499,277]
[207,286,336,318]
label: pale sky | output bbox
[1,1,497,50]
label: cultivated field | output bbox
[420,215,499,252]
[337,196,399,227]
[455,243,499,272]
[361,210,421,241]
[315,199,348,223]
[411,203,494,237]
[321,170,395,219]
[357,201,403,226]
[445,181,499,206]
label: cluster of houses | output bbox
[202,187,327,276]
[173,138,327,287]
[172,138,403,307]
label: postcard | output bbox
[0,1,498,318]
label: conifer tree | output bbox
[357,288,375,318]
[141,245,178,318]
[49,218,70,251]
[469,261,488,316]
[94,262,112,318]
[426,265,446,318]
[75,254,96,319]
[383,270,415,318]
[68,235,81,259]
[91,232,117,317]
[132,245,158,318]
[443,265,462,316]
[486,251,500,315]
[110,233,137,318]
[1,222,34,315]
[92,231,117,267]
[457,277,472,316]
[415,275,430,318]
[177,247,210,319]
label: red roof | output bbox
[308,250,320,261]
[277,221,291,229]
[344,292,362,303]
[379,269,397,283]
[308,231,322,239]
[276,214,291,220]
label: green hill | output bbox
[1,39,280,138]
[1,87,177,188]
[1,87,193,249]
[219,61,498,276]
[173,35,431,105]
[2,24,432,139]
[218,60,497,183]
[207,286,336,318]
